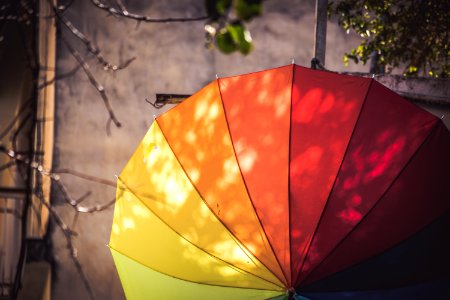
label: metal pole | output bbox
[313,0,328,67]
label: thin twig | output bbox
[0,145,117,214]
[53,168,116,187]
[113,0,127,12]
[0,99,32,140]
[33,190,96,300]
[34,190,75,236]
[90,0,209,23]
[76,198,115,213]
[50,0,135,72]
[61,37,122,129]
[106,118,112,136]
[75,191,92,205]
[71,211,79,230]
[56,0,75,12]
[3,138,109,300]
[12,11,39,297]
[69,246,96,300]
[53,179,78,206]
[0,161,16,172]
[11,112,32,152]
[38,64,82,89]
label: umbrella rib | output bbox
[155,115,288,288]
[215,78,290,287]
[109,246,284,292]
[294,78,375,286]
[288,63,295,286]
[116,176,285,290]
[298,119,441,286]
[128,122,286,289]
[299,207,450,293]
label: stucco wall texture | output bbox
[52,1,368,299]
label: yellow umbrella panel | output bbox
[111,248,284,300]
[109,121,285,299]
[110,65,450,299]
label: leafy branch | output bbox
[329,0,450,77]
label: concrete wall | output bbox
[52,1,369,299]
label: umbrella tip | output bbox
[215,74,219,79]
[441,115,445,119]
[153,114,156,120]
[291,58,295,64]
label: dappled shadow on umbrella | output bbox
[109,120,285,291]
[109,64,450,299]
[110,185,281,290]
[157,75,290,286]
[301,122,450,287]
[219,66,293,285]
[289,67,371,284]
[297,80,439,285]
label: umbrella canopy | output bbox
[109,64,450,300]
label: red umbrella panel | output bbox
[109,64,450,299]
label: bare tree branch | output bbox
[0,99,32,140]
[53,168,116,187]
[11,112,32,152]
[32,190,96,300]
[61,37,122,129]
[113,0,127,12]
[1,138,113,300]
[76,198,115,213]
[2,139,97,300]
[0,145,116,214]
[0,1,213,298]
[38,64,82,89]
[50,0,136,72]
[75,191,92,205]
[90,0,209,23]
[0,161,15,172]
[57,0,75,12]
[53,178,79,206]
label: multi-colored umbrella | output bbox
[109,65,450,299]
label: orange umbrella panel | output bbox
[110,64,450,299]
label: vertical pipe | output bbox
[313,0,328,66]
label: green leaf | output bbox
[215,22,253,55]
[235,0,263,21]
[227,22,253,54]
[205,0,232,20]
[216,29,238,53]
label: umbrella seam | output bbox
[115,174,285,290]
[299,118,441,286]
[109,246,285,292]
[218,64,293,81]
[288,63,295,288]
[300,207,450,293]
[295,77,374,287]
[150,119,286,289]
[215,77,290,288]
